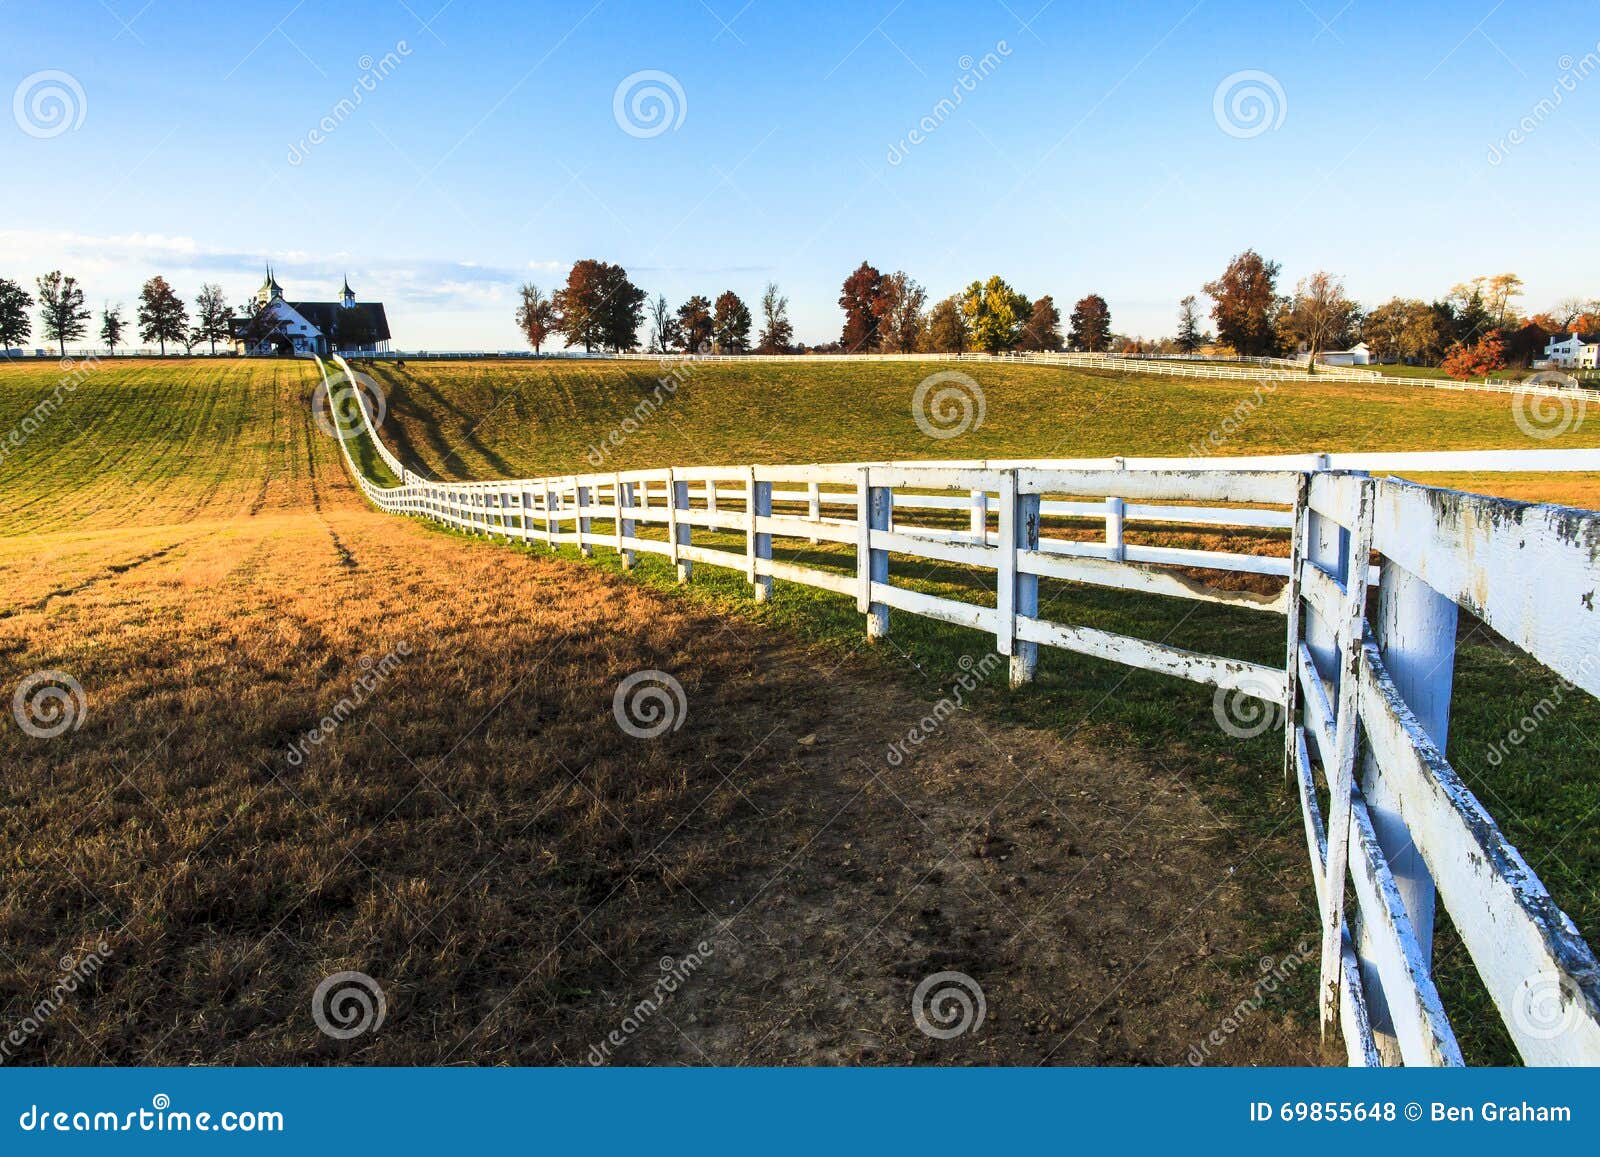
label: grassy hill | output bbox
[356,357,1600,508]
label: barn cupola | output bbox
[341,275,356,310]
[258,264,284,306]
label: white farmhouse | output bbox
[232,267,391,356]
[1296,341,1371,367]
[1541,332,1600,370]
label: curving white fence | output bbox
[317,354,1600,1067]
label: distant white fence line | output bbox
[318,354,1600,1067]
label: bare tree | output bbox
[648,293,679,353]
[1285,271,1358,373]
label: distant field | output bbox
[355,357,1600,509]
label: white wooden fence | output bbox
[318,354,1600,1066]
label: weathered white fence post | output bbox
[1282,474,1311,782]
[705,479,718,514]
[1303,454,1344,696]
[671,474,692,583]
[540,480,554,546]
[576,484,592,557]
[616,476,636,570]
[807,481,821,545]
[1005,472,1041,687]
[747,469,772,602]
[1105,496,1126,562]
[858,468,891,640]
[970,489,988,545]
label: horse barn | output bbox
[231,266,392,356]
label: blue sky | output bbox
[2,0,1596,349]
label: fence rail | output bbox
[319,354,1600,1067]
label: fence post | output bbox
[705,479,718,514]
[1005,473,1040,688]
[1105,496,1126,562]
[540,480,553,547]
[1282,474,1310,783]
[747,468,772,603]
[808,481,821,545]
[576,484,592,557]
[970,489,988,545]
[671,474,692,583]
[616,476,636,570]
[858,468,890,640]
[1304,455,1345,695]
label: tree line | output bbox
[0,273,378,357]
[1170,251,1593,379]
[514,257,1125,358]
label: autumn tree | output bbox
[553,259,645,352]
[646,294,678,354]
[137,276,188,355]
[1441,333,1506,381]
[1484,272,1524,330]
[839,261,885,352]
[192,283,231,354]
[1362,298,1445,364]
[0,278,33,350]
[1016,295,1063,352]
[37,271,92,357]
[876,271,927,353]
[712,290,752,354]
[99,304,125,354]
[515,283,555,352]
[1283,271,1359,372]
[1176,295,1205,353]
[961,276,1029,353]
[1068,293,1112,352]
[675,295,713,353]
[757,282,793,353]
[924,295,968,353]
[1204,250,1281,356]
